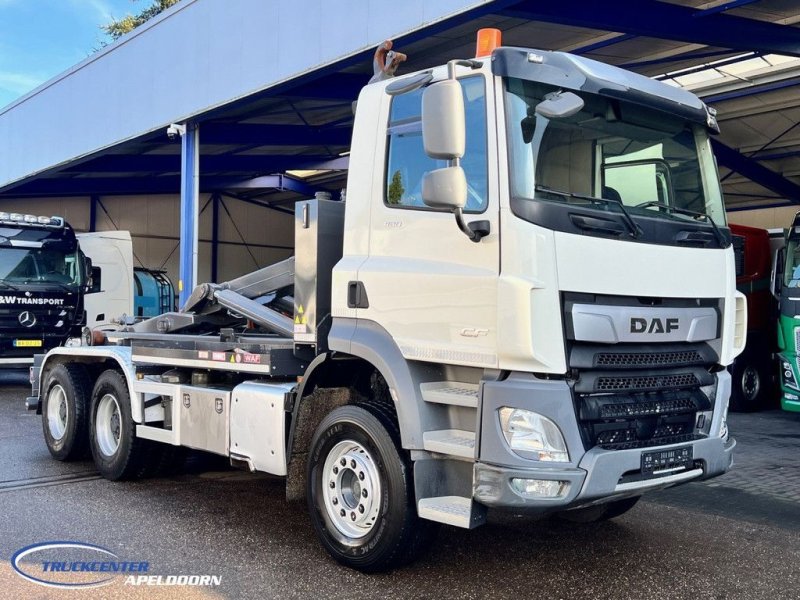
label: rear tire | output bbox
[41,364,91,461]
[307,404,437,572]
[89,370,149,480]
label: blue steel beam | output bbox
[752,149,800,162]
[63,153,344,174]
[711,138,800,202]
[499,0,800,57]
[0,171,346,197]
[179,122,199,306]
[619,49,738,70]
[197,123,352,146]
[704,78,800,103]
[223,174,317,196]
[569,34,636,55]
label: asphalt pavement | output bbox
[1,370,799,600]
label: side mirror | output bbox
[535,90,584,119]
[772,247,786,298]
[83,256,93,290]
[422,166,467,210]
[422,80,465,159]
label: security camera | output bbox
[166,123,186,140]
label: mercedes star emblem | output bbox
[18,311,36,328]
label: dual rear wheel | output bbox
[42,367,182,480]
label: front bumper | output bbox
[475,370,734,511]
[474,435,735,511]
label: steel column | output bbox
[89,195,98,232]
[179,122,200,306]
[211,192,220,283]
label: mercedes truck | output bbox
[772,211,800,413]
[0,213,91,365]
[27,31,742,572]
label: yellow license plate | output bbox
[14,340,42,347]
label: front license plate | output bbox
[641,445,693,476]
[13,339,43,348]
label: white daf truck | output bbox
[27,35,742,572]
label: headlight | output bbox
[498,407,569,462]
[782,361,798,390]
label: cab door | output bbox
[356,74,500,369]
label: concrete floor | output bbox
[1,369,799,599]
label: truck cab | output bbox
[331,45,741,522]
[0,213,89,365]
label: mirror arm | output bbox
[453,208,490,243]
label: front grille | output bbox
[596,373,699,392]
[0,307,71,331]
[595,350,705,368]
[795,327,800,354]
[576,388,712,451]
[562,293,720,452]
[598,397,697,419]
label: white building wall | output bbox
[0,196,294,285]
[727,206,800,230]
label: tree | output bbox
[102,0,182,41]
[387,170,405,205]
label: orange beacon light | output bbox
[475,28,502,58]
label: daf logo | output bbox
[24,291,31,298]
[215,398,223,414]
[630,317,679,334]
[18,311,36,328]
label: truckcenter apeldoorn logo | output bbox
[11,541,221,589]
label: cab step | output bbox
[417,496,486,528]
[422,429,475,459]
[420,382,478,408]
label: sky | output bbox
[0,0,139,108]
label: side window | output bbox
[385,77,488,212]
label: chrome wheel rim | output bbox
[95,393,122,457]
[46,384,68,440]
[322,440,382,539]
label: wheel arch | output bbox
[40,347,140,421]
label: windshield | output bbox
[0,247,82,287]
[504,77,726,227]
[785,239,800,288]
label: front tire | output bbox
[307,404,436,572]
[41,364,91,461]
[729,352,767,412]
[89,370,149,480]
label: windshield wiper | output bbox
[535,185,641,238]
[633,201,728,247]
[0,280,19,291]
